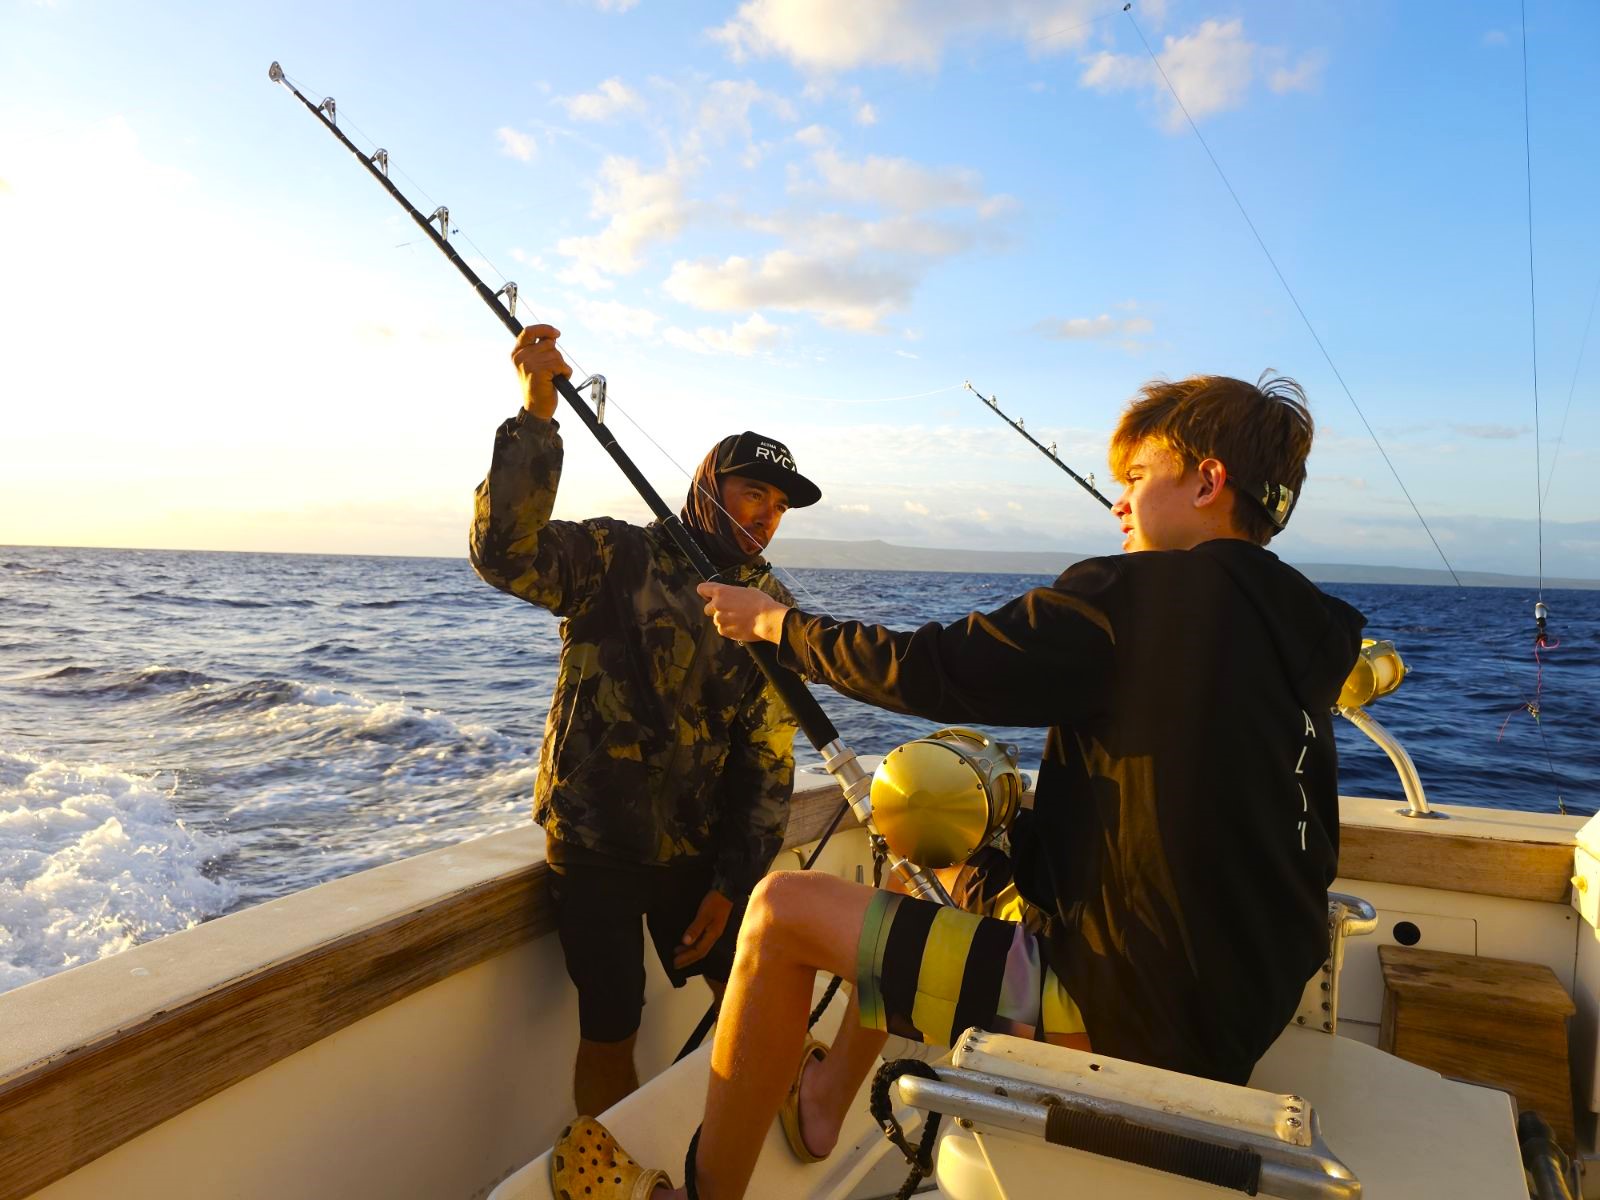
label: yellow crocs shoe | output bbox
[549,1117,672,1200]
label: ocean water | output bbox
[2,545,1596,994]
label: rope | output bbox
[870,1059,945,1199]
[683,1125,701,1200]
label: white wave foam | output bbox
[202,687,522,792]
[0,750,237,994]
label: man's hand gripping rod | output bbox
[267,61,950,905]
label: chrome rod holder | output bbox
[1339,705,1442,819]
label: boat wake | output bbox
[0,749,236,993]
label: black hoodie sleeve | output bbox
[776,565,1119,727]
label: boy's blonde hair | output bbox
[1109,372,1313,544]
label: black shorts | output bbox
[545,839,746,1043]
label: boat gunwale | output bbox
[0,780,1581,1200]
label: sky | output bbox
[2,0,1598,578]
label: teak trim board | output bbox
[1338,822,1574,904]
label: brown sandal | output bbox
[779,1037,829,1163]
[549,1117,672,1200]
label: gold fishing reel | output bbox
[869,727,1023,869]
[1337,638,1407,710]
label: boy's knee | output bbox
[742,869,839,961]
[742,870,869,978]
[744,870,806,945]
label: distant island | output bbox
[767,537,1600,591]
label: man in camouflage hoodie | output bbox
[469,324,818,1116]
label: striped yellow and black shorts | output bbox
[854,889,1086,1048]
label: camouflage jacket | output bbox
[468,411,798,899]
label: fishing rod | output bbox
[266,61,953,906]
[965,381,1113,510]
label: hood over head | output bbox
[680,440,762,573]
[680,431,821,572]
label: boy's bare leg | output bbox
[659,871,877,1200]
[795,983,887,1158]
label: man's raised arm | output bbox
[469,325,609,617]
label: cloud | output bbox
[803,147,989,211]
[495,126,537,162]
[855,103,877,126]
[677,142,1010,330]
[663,312,789,356]
[693,79,797,145]
[836,503,871,513]
[904,499,930,515]
[664,251,916,332]
[712,0,1113,72]
[1269,51,1326,94]
[570,296,661,340]
[555,155,695,283]
[1080,19,1279,132]
[756,209,979,258]
[1483,30,1508,47]
[1035,311,1154,341]
[588,0,640,9]
[667,141,999,330]
[1452,423,1530,440]
[560,77,644,122]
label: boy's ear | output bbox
[1193,458,1228,509]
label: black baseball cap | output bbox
[714,431,822,508]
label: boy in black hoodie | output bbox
[552,373,1367,1200]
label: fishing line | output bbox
[1542,268,1599,506]
[277,61,943,622]
[272,64,981,947]
[1123,7,1462,589]
[270,65,846,619]
[1512,1,1565,811]
[1122,7,1571,809]
[597,390,842,621]
[1519,0,1545,603]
